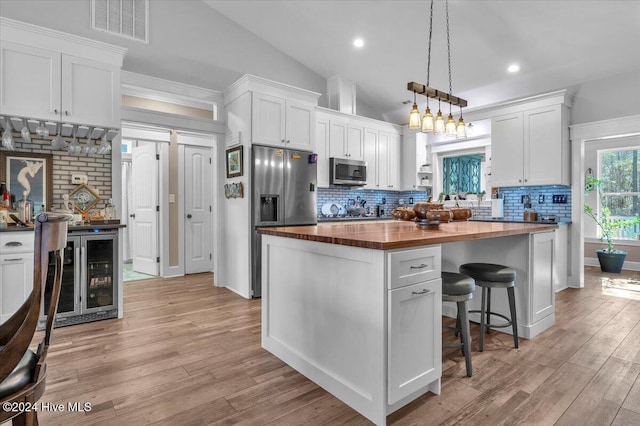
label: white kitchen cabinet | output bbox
[388,279,441,405]
[316,113,331,188]
[328,119,362,160]
[387,132,400,190]
[252,92,315,151]
[0,41,61,122]
[0,19,125,129]
[363,128,378,189]
[530,231,555,323]
[401,132,431,191]
[0,231,34,324]
[491,104,569,187]
[362,126,401,190]
[61,55,121,129]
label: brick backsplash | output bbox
[318,187,429,216]
[4,135,112,212]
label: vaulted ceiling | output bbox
[204,0,640,123]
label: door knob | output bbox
[187,214,192,219]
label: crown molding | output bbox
[224,74,321,106]
[0,17,127,65]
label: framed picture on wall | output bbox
[0,151,53,211]
[226,145,243,178]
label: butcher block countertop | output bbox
[258,220,558,250]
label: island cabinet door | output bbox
[530,232,555,324]
[388,279,442,405]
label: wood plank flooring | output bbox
[30,267,640,426]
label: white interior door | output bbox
[132,143,159,276]
[184,145,213,274]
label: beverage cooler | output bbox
[39,228,118,328]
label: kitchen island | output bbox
[258,220,557,426]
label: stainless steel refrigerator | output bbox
[251,145,317,297]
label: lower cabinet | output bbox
[0,231,34,324]
[388,279,441,405]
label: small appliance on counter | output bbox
[491,199,504,218]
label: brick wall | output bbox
[7,136,112,212]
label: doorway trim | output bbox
[570,114,640,288]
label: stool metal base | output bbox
[472,285,519,352]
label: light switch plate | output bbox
[169,194,175,203]
[71,174,88,184]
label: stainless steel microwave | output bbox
[330,157,367,186]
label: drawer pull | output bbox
[411,289,430,296]
[409,263,429,270]
[4,258,23,262]
[5,241,23,247]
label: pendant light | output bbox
[407,0,467,137]
[421,106,434,132]
[456,106,467,138]
[408,91,421,130]
[434,100,445,134]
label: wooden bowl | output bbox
[393,207,416,221]
[425,209,452,223]
[450,207,472,221]
[413,202,445,219]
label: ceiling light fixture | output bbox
[407,0,467,138]
[353,38,364,48]
[507,63,521,73]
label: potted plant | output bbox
[584,175,640,272]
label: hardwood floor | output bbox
[32,267,640,426]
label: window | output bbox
[442,154,483,194]
[598,147,640,239]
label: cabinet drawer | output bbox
[388,246,441,289]
[0,232,34,254]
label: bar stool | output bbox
[442,271,475,377]
[459,263,518,352]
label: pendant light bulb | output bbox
[445,113,456,136]
[456,116,466,138]
[408,92,421,130]
[434,109,445,134]
[421,106,434,133]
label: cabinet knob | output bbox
[281,139,286,144]
[65,110,69,116]
[187,214,192,219]
[524,178,528,182]
[54,109,58,115]
[519,179,522,183]
[286,140,290,144]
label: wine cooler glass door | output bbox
[83,234,117,311]
[43,236,81,318]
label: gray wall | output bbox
[571,69,640,125]
[0,0,328,106]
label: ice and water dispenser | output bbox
[260,195,279,222]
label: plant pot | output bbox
[596,249,627,273]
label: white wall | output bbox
[0,0,328,106]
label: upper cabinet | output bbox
[0,18,126,129]
[252,92,315,151]
[401,132,430,191]
[314,109,401,189]
[491,96,570,187]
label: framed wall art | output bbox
[0,151,53,211]
[226,145,243,178]
[68,183,101,213]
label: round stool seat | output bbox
[460,263,516,284]
[442,272,475,296]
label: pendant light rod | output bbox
[407,82,467,108]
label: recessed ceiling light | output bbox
[507,64,521,73]
[353,38,364,48]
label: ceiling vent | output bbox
[91,0,149,43]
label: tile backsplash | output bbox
[318,187,429,216]
[498,185,572,220]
